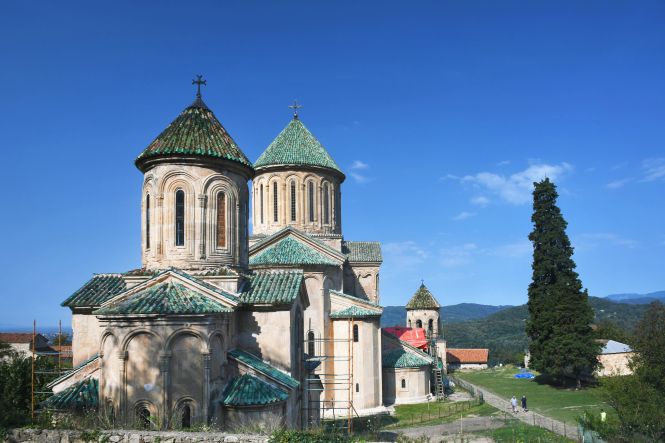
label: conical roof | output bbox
[254,118,343,176]
[135,96,252,172]
[406,283,441,310]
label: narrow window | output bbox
[181,405,191,428]
[307,330,315,356]
[308,182,314,222]
[355,383,359,393]
[401,379,406,389]
[260,184,264,224]
[290,181,297,222]
[353,324,359,343]
[416,320,422,329]
[323,183,330,224]
[145,195,150,249]
[428,319,434,334]
[175,190,185,246]
[408,319,412,328]
[216,192,226,248]
[273,183,278,222]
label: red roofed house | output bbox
[0,332,49,357]
[446,348,489,371]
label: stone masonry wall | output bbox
[5,429,267,443]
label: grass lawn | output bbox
[386,400,497,428]
[454,366,608,424]
[482,419,576,443]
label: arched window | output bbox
[355,383,359,393]
[137,407,151,429]
[260,184,264,224]
[181,404,191,428]
[308,181,315,222]
[323,183,330,224]
[428,319,434,334]
[145,194,150,249]
[401,378,406,389]
[353,324,359,343]
[408,319,412,328]
[416,319,423,329]
[290,181,297,222]
[307,330,315,356]
[273,182,278,222]
[216,192,226,248]
[175,190,185,246]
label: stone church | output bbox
[48,82,440,430]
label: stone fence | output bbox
[4,429,268,443]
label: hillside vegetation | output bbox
[381,303,511,327]
[444,297,649,364]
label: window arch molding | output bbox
[134,400,157,429]
[321,181,332,226]
[173,397,198,429]
[267,176,281,224]
[304,176,319,224]
[285,174,300,224]
[202,176,240,261]
[161,176,196,254]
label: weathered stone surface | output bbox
[4,430,266,443]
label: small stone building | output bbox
[0,333,50,357]
[446,349,489,371]
[596,340,634,377]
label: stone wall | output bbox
[5,429,267,443]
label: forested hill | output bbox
[443,296,650,365]
[381,303,512,327]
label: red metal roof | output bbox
[446,348,489,364]
[383,326,429,349]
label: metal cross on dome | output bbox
[289,100,302,119]
[192,75,207,98]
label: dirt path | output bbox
[381,416,504,442]
[454,379,581,441]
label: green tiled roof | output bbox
[42,377,98,411]
[382,348,433,368]
[342,241,382,263]
[47,354,99,389]
[330,306,382,319]
[330,290,379,307]
[240,271,303,305]
[221,374,288,406]
[61,274,127,308]
[228,349,299,389]
[135,98,252,171]
[250,236,338,267]
[254,118,343,175]
[406,283,441,310]
[94,281,232,316]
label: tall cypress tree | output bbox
[526,178,599,387]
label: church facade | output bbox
[50,84,439,431]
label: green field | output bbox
[455,366,608,424]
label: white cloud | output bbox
[383,241,428,268]
[575,233,638,250]
[452,211,476,221]
[440,243,477,267]
[497,160,511,166]
[470,196,490,207]
[461,162,573,205]
[606,178,633,189]
[642,158,665,182]
[349,160,371,183]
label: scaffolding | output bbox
[303,318,357,433]
[31,319,68,421]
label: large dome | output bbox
[135,96,253,173]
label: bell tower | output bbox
[135,77,254,270]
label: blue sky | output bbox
[1,1,663,328]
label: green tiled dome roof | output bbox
[250,237,338,267]
[254,118,343,175]
[42,377,99,411]
[382,348,432,368]
[135,97,252,171]
[406,283,441,310]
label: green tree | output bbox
[526,178,599,387]
[0,354,57,428]
[598,302,665,441]
[592,320,633,346]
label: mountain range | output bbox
[604,290,665,304]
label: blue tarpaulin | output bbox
[514,372,535,379]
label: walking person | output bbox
[511,395,518,413]
[521,395,528,412]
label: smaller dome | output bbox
[135,97,252,172]
[254,118,344,178]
